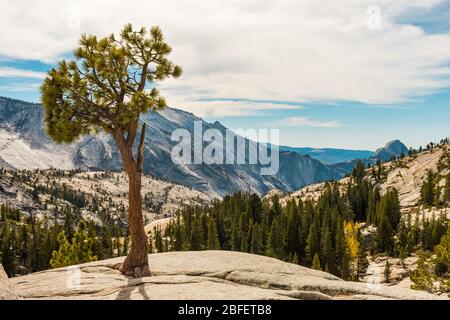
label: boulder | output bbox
[0,264,19,300]
[10,251,447,300]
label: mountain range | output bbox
[0,97,408,197]
[278,146,373,164]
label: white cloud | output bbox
[278,116,341,128]
[1,0,450,116]
[166,97,302,117]
[0,67,46,79]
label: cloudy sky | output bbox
[1,0,449,150]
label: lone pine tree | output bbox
[41,24,182,277]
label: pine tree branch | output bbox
[137,122,147,173]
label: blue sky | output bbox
[1,0,449,150]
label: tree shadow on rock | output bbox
[115,277,151,300]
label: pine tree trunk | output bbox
[113,126,150,278]
[120,165,150,277]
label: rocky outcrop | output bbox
[10,251,445,300]
[381,146,449,210]
[0,264,19,300]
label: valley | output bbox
[0,96,448,300]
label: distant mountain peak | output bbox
[385,139,405,149]
[374,140,408,161]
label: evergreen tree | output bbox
[286,201,300,257]
[248,194,263,223]
[432,227,450,293]
[1,220,14,276]
[50,221,97,268]
[18,224,30,271]
[190,211,203,250]
[396,220,409,259]
[266,217,285,259]
[306,221,320,265]
[375,160,384,183]
[71,220,97,264]
[320,226,335,274]
[123,236,130,255]
[154,227,163,253]
[50,231,76,268]
[335,217,350,279]
[376,215,394,255]
[420,170,435,206]
[444,174,450,204]
[147,233,153,254]
[63,206,74,242]
[174,215,182,251]
[231,215,241,251]
[311,253,322,270]
[410,252,435,292]
[367,187,380,225]
[384,261,392,283]
[356,242,369,281]
[250,224,263,254]
[242,219,254,253]
[291,253,299,264]
[352,160,366,182]
[268,195,282,226]
[207,216,220,250]
[41,23,182,277]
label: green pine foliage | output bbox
[207,216,221,250]
[0,199,125,276]
[444,174,450,204]
[410,252,435,293]
[49,220,97,268]
[356,242,370,281]
[50,232,76,268]
[411,228,450,295]
[420,170,436,206]
[384,260,392,283]
[311,253,322,270]
[41,24,182,145]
